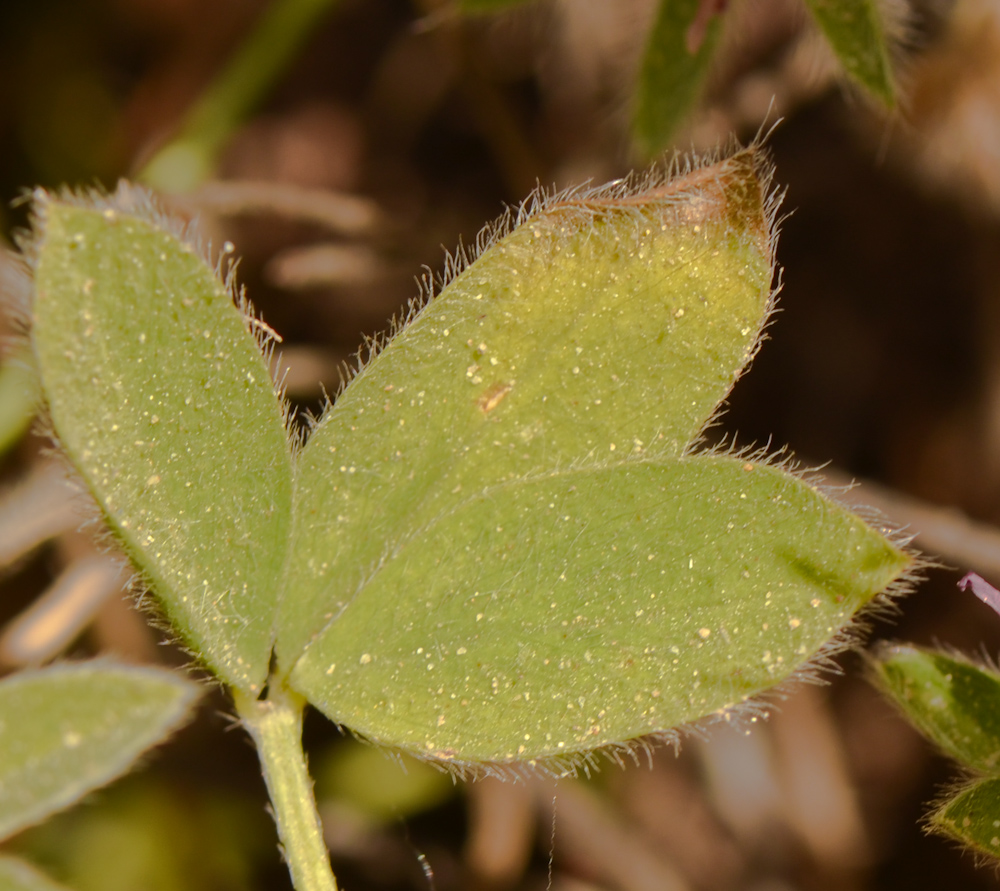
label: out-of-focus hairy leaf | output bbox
[872,645,1000,773]
[803,0,896,104]
[632,0,724,157]
[931,777,1000,861]
[0,662,199,841]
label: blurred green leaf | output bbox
[10,777,271,891]
[283,151,910,766]
[0,856,74,891]
[141,0,341,191]
[458,0,533,12]
[872,645,1000,773]
[632,0,723,157]
[0,346,39,458]
[30,188,293,694]
[802,0,895,105]
[314,741,454,824]
[0,662,199,841]
[931,777,1000,862]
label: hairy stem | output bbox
[234,684,339,891]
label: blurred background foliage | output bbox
[6,0,1000,888]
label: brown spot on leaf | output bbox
[478,382,512,414]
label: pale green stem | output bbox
[234,684,339,891]
[140,0,340,192]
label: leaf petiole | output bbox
[233,683,339,891]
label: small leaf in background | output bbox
[871,645,1000,773]
[314,740,455,825]
[930,777,1000,860]
[9,777,271,891]
[0,346,40,459]
[138,0,342,192]
[457,0,533,12]
[0,856,74,891]
[632,0,724,157]
[0,662,199,841]
[29,188,293,693]
[959,571,1000,615]
[802,0,896,105]
[283,150,912,767]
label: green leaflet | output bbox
[803,0,895,105]
[0,662,199,841]
[30,190,293,693]
[872,645,1000,773]
[0,856,74,891]
[931,777,1000,858]
[278,151,774,665]
[291,456,907,764]
[632,0,724,157]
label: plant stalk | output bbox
[140,0,340,191]
[234,684,339,891]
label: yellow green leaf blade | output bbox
[279,152,777,665]
[290,457,909,766]
[29,191,293,693]
[803,0,895,105]
[0,662,199,842]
